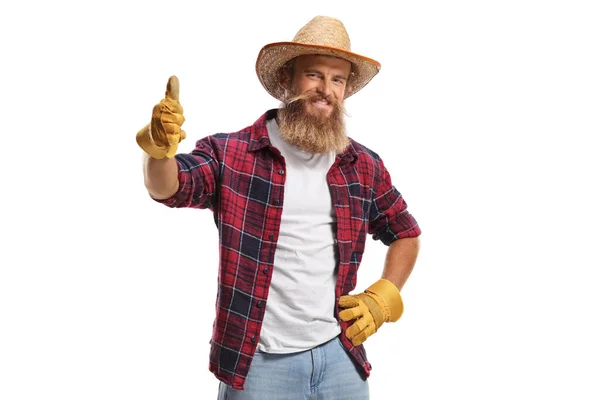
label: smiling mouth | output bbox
[311,98,332,109]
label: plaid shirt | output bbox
[157,109,421,390]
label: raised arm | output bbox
[136,76,186,199]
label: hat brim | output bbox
[256,42,381,101]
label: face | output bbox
[283,55,352,117]
[277,55,351,153]
[276,55,352,154]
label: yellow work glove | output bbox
[338,279,404,346]
[136,75,186,159]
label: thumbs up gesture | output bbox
[136,76,186,159]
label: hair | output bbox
[277,89,349,154]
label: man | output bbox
[137,16,421,400]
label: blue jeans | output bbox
[217,337,369,399]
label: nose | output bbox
[317,79,333,97]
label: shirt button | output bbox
[269,233,275,240]
[278,169,284,175]
[263,267,269,275]
[257,301,264,308]
[274,199,280,206]
[251,336,256,343]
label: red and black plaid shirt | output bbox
[157,109,421,390]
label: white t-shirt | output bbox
[257,118,341,353]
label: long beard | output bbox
[277,91,349,154]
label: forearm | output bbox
[340,236,420,344]
[381,236,420,291]
[142,153,180,199]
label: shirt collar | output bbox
[247,109,277,153]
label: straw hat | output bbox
[256,16,381,101]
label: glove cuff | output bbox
[136,123,175,159]
[365,279,404,322]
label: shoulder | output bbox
[347,138,385,167]
[196,110,272,152]
[194,124,256,155]
[203,125,252,144]
[345,138,395,190]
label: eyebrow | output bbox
[303,68,349,81]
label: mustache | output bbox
[283,91,348,116]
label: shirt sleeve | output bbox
[368,157,421,245]
[154,136,220,210]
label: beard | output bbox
[277,90,349,154]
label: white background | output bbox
[1,0,599,399]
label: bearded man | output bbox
[137,16,421,400]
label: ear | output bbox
[344,68,356,98]
[278,70,291,92]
